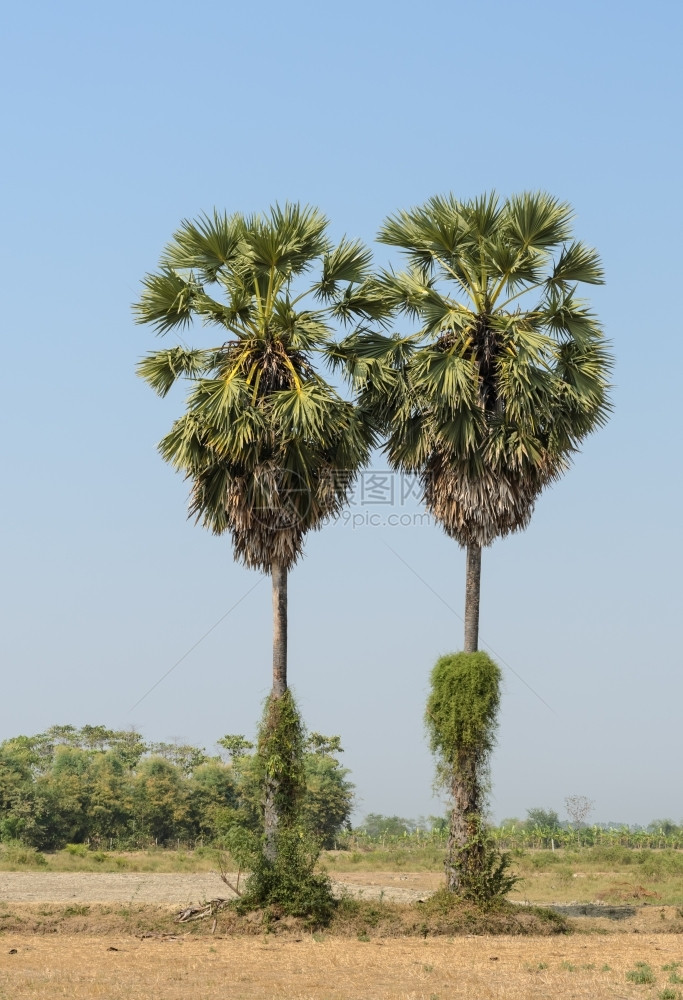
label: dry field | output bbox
[2,932,683,999]
[0,871,433,904]
[2,866,683,998]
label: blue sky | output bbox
[2,0,681,826]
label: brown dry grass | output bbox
[2,932,683,999]
[0,897,568,939]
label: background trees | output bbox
[0,725,353,851]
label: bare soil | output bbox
[0,871,437,905]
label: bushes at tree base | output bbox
[226,692,337,922]
[229,827,336,924]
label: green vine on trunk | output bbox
[225,690,336,922]
[426,651,517,901]
[254,690,306,825]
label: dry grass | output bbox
[2,932,683,999]
[0,897,568,939]
[0,847,220,874]
[4,844,683,907]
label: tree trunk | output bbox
[264,562,288,860]
[463,543,481,653]
[448,544,483,891]
[271,562,288,697]
[445,755,484,893]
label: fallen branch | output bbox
[216,857,243,897]
[176,898,233,923]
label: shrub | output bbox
[65,843,89,857]
[1,843,48,867]
[626,963,656,985]
[230,826,336,924]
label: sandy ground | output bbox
[2,933,683,999]
[0,871,438,904]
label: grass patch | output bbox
[626,962,656,985]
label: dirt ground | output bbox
[2,871,683,998]
[0,871,437,904]
[2,933,683,999]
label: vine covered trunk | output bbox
[463,543,481,653]
[445,754,484,892]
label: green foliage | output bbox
[135,203,380,574]
[217,735,254,759]
[360,814,416,838]
[452,836,521,906]
[426,652,501,772]
[426,652,507,900]
[0,720,350,852]
[333,190,612,550]
[65,843,89,857]
[146,743,208,775]
[301,753,353,848]
[526,808,561,830]
[133,756,190,843]
[221,714,354,847]
[221,693,338,921]
[626,962,656,985]
[254,691,306,825]
[0,842,48,866]
[232,826,336,924]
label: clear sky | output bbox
[2,0,681,827]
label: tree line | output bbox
[0,725,352,852]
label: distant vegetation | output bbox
[349,812,683,852]
[0,724,352,851]
[2,726,679,859]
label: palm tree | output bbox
[335,191,612,651]
[135,203,380,849]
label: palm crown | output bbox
[135,204,381,572]
[335,191,612,546]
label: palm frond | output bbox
[505,191,573,250]
[133,269,201,333]
[161,211,244,280]
[548,241,604,287]
[136,348,215,396]
[315,238,373,300]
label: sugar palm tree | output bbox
[135,204,380,848]
[334,191,612,650]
